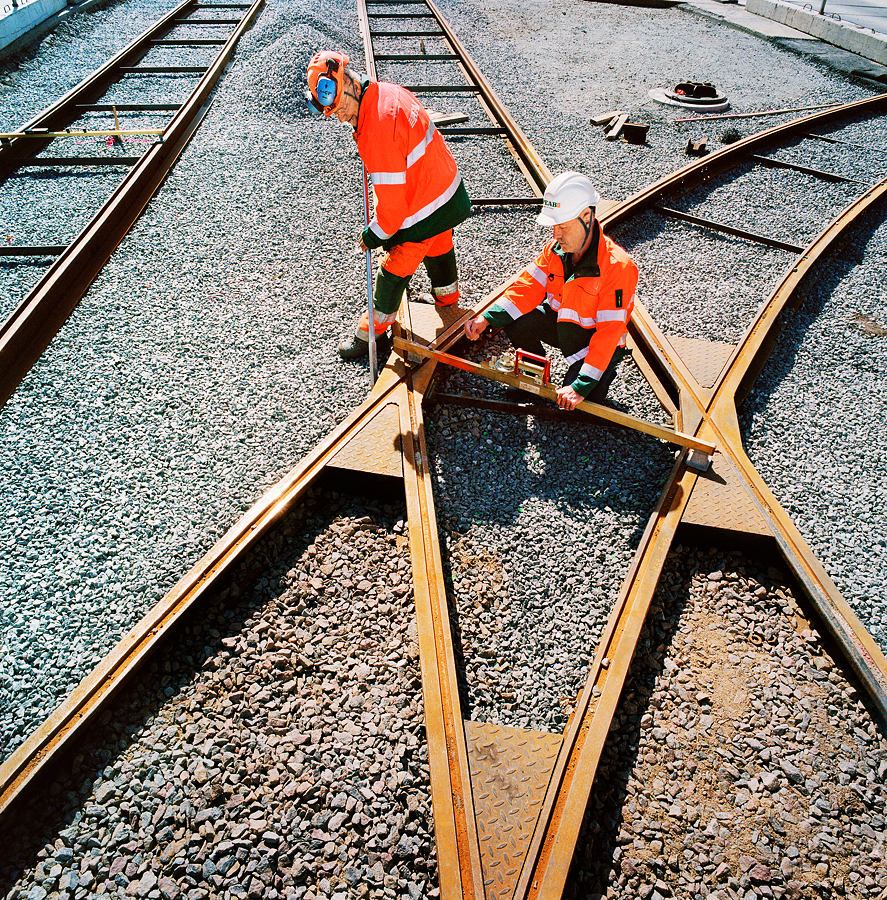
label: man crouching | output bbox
[465,172,637,409]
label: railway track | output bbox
[357,0,549,205]
[1,2,887,898]
[0,0,264,409]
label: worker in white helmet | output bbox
[464,172,638,409]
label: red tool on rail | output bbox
[513,349,551,385]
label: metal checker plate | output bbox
[328,400,403,478]
[682,456,771,535]
[404,301,472,344]
[465,719,562,900]
[669,335,735,389]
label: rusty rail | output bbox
[0,362,408,820]
[513,103,887,900]
[0,48,885,900]
[356,0,552,199]
[0,0,264,410]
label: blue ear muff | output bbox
[305,89,324,114]
[316,75,337,108]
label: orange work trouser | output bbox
[358,230,460,337]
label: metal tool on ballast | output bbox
[394,336,716,470]
[0,127,165,143]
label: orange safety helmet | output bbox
[306,50,350,116]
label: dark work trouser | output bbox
[502,305,628,403]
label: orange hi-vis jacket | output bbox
[355,80,471,250]
[483,222,638,397]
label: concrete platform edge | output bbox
[747,0,887,66]
[0,0,113,62]
[681,0,887,86]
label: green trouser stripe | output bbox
[423,248,457,291]
[374,267,411,315]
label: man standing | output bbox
[464,171,637,408]
[306,51,472,359]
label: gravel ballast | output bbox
[567,545,887,900]
[740,206,887,649]
[2,489,440,900]
[3,523,885,900]
[0,0,885,896]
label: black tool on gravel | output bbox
[666,81,728,106]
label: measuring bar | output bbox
[0,129,165,140]
[394,336,717,458]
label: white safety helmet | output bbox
[536,171,600,227]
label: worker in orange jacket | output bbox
[306,51,472,359]
[465,172,637,408]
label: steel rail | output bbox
[0,0,194,176]
[400,369,486,900]
[515,455,700,900]
[0,249,497,815]
[0,0,265,409]
[705,176,887,717]
[512,104,887,900]
[424,0,552,196]
[602,92,887,229]
[356,0,552,199]
[2,87,886,900]
[0,362,406,820]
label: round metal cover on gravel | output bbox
[649,86,730,111]
[665,81,728,104]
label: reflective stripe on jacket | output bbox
[355,80,470,250]
[484,222,638,397]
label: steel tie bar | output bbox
[749,153,863,183]
[369,30,445,36]
[75,104,181,111]
[11,157,142,166]
[0,247,67,256]
[119,66,210,73]
[373,53,459,60]
[150,38,228,44]
[403,84,482,92]
[655,205,805,253]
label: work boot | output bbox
[373,331,393,363]
[338,332,369,359]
